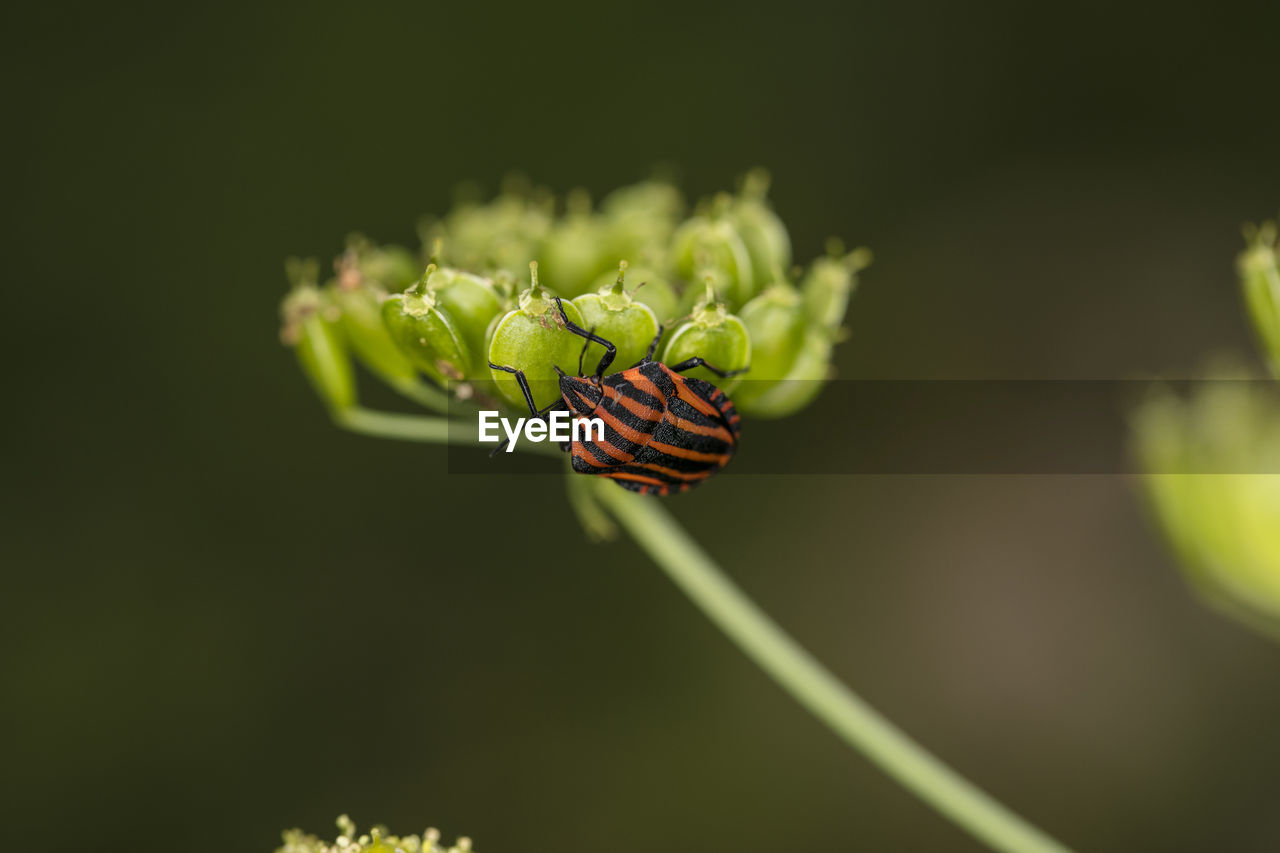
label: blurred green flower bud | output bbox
[671,198,756,309]
[732,281,810,413]
[1239,222,1280,377]
[675,264,734,317]
[730,169,792,289]
[601,178,685,262]
[802,240,872,333]
[736,331,833,418]
[538,189,610,297]
[1133,373,1280,638]
[589,260,680,326]
[381,265,472,384]
[329,279,418,386]
[424,177,554,277]
[279,259,356,412]
[661,280,751,392]
[338,234,422,292]
[488,263,590,409]
[572,261,661,371]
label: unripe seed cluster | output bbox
[280,171,869,418]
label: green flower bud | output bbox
[329,281,418,387]
[671,199,756,309]
[602,178,685,262]
[588,261,680,325]
[572,262,661,371]
[1133,373,1280,637]
[428,267,504,378]
[732,281,810,412]
[802,241,872,333]
[672,264,730,317]
[730,169,792,289]
[1239,222,1280,378]
[381,265,472,384]
[425,177,554,277]
[660,281,751,392]
[338,234,422,292]
[488,263,590,410]
[538,189,610,297]
[735,331,833,418]
[280,260,355,412]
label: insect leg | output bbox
[630,323,665,367]
[666,357,749,378]
[488,362,540,416]
[554,297,617,378]
[487,362,569,457]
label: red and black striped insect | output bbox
[490,298,744,495]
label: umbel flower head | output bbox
[281,170,869,422]
[278,815,473,853]
[1132,373,1280,637]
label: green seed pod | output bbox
[671,198,756,309]
[802,241,872,333]
[425,177,554,277]
[279,260,355,412]
[488,262,590,410]
[1239,222,1280,378]
[572,262,661,371]
[338,234,422,292]
[676,264,735,316]
[734,330,833,418]
[660,281,751,392]
[381,265,471,384]
[428,267,504,378]
[588,261,680,326]
[732,281,810,411]
[539,189,610,297]
[730,169,792,291]
[602,178,685,263]
[328,279,418,386]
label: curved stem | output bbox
[332,407,563,457]
[594,484,1072,853]
[387,377,455,414]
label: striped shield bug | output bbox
[490,298,744,495]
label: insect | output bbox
[490,298,744,495]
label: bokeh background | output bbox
[7,2,1280,851]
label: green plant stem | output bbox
[595,484,1072,853]
[387,378,455,414]
[328,404,1068,852]
[332,407,563,457]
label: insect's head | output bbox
[554,364,602,413]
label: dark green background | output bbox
[7,2,1280,851]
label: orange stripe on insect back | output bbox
[625,370,667,405]
[646,440,727,464]
[669,375,724,419]
[630,460,715,481]
[601,469,666,487]
[602,383,663,421]
[575,436,632,465]
[595,407,654,447]
[663,409,733,442]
